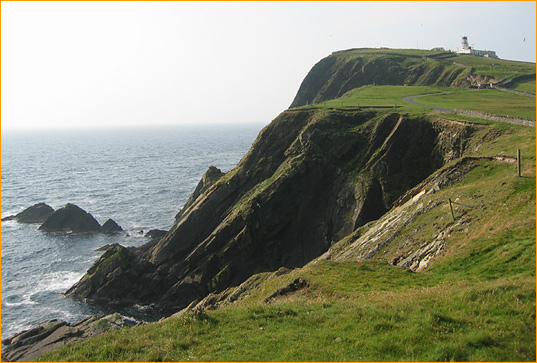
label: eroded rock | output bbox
[2,203,54,223]
[1,314,140,362]
[38,204,101,233]
[99,218,123,234]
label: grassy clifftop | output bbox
[290,48,535,108]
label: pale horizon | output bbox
[2,1,535,131]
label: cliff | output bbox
[65,108,497,310]
[7,48,535,362]
[64,48,531,312]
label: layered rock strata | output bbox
[66,110,494,310]
[1,314,140,362]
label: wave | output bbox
[37,271,85,293]
[3,294,38,307]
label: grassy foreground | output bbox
[38,124,535,362]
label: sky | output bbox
[2,1,536,130]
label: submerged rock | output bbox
[99,218,123,234]
[1,313,140,362]
[38,203,101,233]
[1,203,54,223]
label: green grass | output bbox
[335,49,535,82]
[417,88,536,119]
[442,54,536,80]
[38,124,536,362]
[301,85,449,114]
[336,48,453,58]
[299,85,536,120]
[508,78,536,94]
[39,277,535,362]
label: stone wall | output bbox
[455,109,536,127]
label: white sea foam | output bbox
[38,271,85,292]
[3,294,38,307]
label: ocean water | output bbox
[1,123,263,340]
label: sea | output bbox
[1,123,263,342]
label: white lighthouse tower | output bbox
[459,36,472,54]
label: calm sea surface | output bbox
[1,123,263,340]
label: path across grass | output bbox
[402,93,455,113]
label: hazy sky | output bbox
[2,1,535,130]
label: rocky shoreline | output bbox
[2,203,125,234]
[1,314,142,362]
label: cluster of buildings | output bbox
[455,36,498,58]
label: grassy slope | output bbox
[441,54,535,81]
[39,120,536,362]
[509,78,536,94]
[337,49,535,80]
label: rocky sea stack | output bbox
[99,219,124,234]
[38,203,101,233]
[2,203,54,224]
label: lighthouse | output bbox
[456,35,498,58]
[461,36,471,51]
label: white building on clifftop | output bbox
[456,36,498,58]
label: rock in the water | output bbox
[1,203,54,223]
[94,244,111,252]
[144,229,167,240]
[99,218,123,234]
[1,313,140,362]
[38,204,101,233]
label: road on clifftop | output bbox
[402,93,455,113]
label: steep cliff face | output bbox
[290,52,469,107]
[66,109,491,310]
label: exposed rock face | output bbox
[99,218,123,234]
[315,157,487,271]
[290,51,470,107]
[1,203,54,223]
[38,204,101,233]
[66,109,495,310]
[65,244,169,305]
[175,166,225,221]
[145,229,168,240]
[1,313,140,362]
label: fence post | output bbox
[448,198,455,221]
[517,149,521,177]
